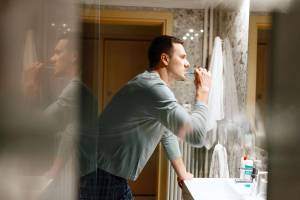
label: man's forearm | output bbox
[171,157,193,188]
[170,157,189,180]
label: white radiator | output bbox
[166,141,210,200]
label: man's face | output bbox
[166,43,190,81]
[50,39,72,77]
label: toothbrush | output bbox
[185,71,194,75]
[185,66,206,75]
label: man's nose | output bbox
[184,60,190,68]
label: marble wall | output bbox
[170,9,204,104]
[219,0,250,111]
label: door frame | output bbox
[81,7,173,200]
[247,15,272,125]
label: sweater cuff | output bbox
[195,101,208,108]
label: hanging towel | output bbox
[223,38,239,121]
[23,30,38,69]
[209,143,229,178]
[204,36,224,149]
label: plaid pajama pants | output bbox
[79,168,133,200]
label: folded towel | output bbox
[209,143,229,178]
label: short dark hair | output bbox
[57,32,80,52]
[148,35,184,69]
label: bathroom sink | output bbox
[182,178,260,200]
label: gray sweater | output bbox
[87,70,208,180]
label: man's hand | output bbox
[22,62,43,97]
[177,171,193,188]
[194,67,211,104]
[171,157,194,188]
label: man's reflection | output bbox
[23,33,98,199]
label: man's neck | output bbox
[152,65,174,86]
[66,66,80,80]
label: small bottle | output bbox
[244,159,254,180]
[240,156,247,179]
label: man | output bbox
[79,35,211,199]
[43,34,98,180]
[23,33,97,199]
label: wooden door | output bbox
[103,39,149,107]
[256,29,271,122]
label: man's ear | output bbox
[161,53,170,66]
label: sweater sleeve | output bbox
[44,81,80,160]
[148,83,209,147]
[161,130,181,161]
[184,101,209,147]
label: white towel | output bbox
[209,143,229,178]
[204,37,225,149]
[23,30,38,69]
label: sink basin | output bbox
[182,178,259,200]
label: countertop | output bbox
[182,178,265,200]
